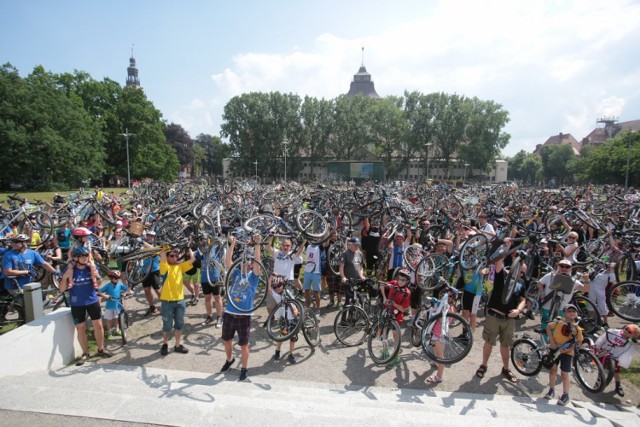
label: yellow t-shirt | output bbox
[159,260,192,301]
[30,232,41,249]
[549,319,583,356]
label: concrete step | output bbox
[0,363,637,427]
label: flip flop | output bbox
[502,368,518,383]
[427,375,443,383]
[475,364,487,378]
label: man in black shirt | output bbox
[475,237,526,383]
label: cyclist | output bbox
[303,242,324,312]
[385,230,411,280]
[197,241,225,328]
[380,268,411,367]
[138,231,162,317]
[59,246,112,365]
[265,237,304,319]
[543,304,584,406]
[339,237,365,285]
[460,264,489,332]
[37,235,63,290]
[2,234,59,294]
[68,227,97,262]
[99,270,128,339]
[594,323,640,397]
[269,275,299,364]
[55,221,73,257]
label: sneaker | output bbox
[321,293,329,300]
[160,343,169,356]
[544,388,555,400]
[192,297,199,306]
[220,357,235,372]
[239,368,248,381]
[202,315,214,326]
[615,384,625,397]
[327,301,335,307]
[97,349,113,358]
[273,350,281,361]
[106,333,113,340]
[214,317,223,329]
[174,345,189,354]
[557,393,570,406]
[113,329,122,336]
[287,354,297,364]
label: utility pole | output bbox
[119,128,135,189]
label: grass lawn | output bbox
[0,188,129,204]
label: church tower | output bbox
[125,46,141,89]
[346,47,379,98]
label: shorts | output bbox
[462,290,482,314]
[553,352,573,373]
[221,312,251,346]
[201,281,222,296]
[293,263,302,279]
[267,291,277,311]
[142,271,162,289]
[303,273,322,292]
[482,312,515,347]
[160,300,186,333]
[326,275,341,294]
[102,308,119,321]
[185,266,198,277]
[71,302,102,325]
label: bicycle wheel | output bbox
[572,295,602,335]
[415,253,449,291]
[51,290,69,311]
[367,318,401,365]
[615,255,637,283]
[244,214,277,242]
[403,244,425,270]
[602,356,615,387]
[333,305,369,347]
[195,215,218,253]
[510,338,543,376]
[410,306,429,347]
[502,257,522,305]
[125,259,149,286]
[606,281,640,322]
[421,312,473,364]
[33,211,54,237]
[224,257,268,313]
[327,243,344,275]
[295,210,329,239]
[459,234,488,270]
[118,311,129,345]
[0,300,25,333]
[302,308,320,347]
[573,348,605,393]
[266,299,303,342]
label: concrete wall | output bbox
[0,309,81,377]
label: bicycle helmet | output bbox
[71,246,90,257]
[12,234,30,242]
[623,324,640,339]
[270,275,287,288]
[107,270,121,279]
[396,268,411,284]
[72,227,92,238]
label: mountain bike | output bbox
[367,285,408,365]
[333,278,380,347]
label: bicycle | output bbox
[0,292,26,334]
[265,280,305,342]
[333,278,381,347]
[366,284,409,365]
[606,280,640,322]
[510,327,605,393]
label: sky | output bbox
[2,0,640,156]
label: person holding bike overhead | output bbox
[59,246,112,365]
[2,234,59,294]
[340,237,366,285]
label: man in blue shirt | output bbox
[2,234,59,294]
[220,235,261,381]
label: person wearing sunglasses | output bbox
[158,246,196,356]
[537,259,590,333]
[552,232,579,260]
[594,323,640,397]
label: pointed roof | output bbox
[346,49,380,98]
[125,47,141,89]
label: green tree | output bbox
[540,144,575,184]
[331,95,375,161]
[577,131,640,186]
[404,91,437,179]
[165,122,195,172]
[371,96,407,179]
[298,96,334,179]
[432,93,470,176]
[195,133,228,177]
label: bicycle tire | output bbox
[0,300,25,333]
[606,280,640,322]
[459,234,489,270]
[327,242,344,276]
[502,257,522,305]
[125,259,150,286]
[615,255,637,283]
[295,210,329,239]
[195,215,218,253]
[573,347,605,394]
[224,257,268,313]
[510,338,543,376]
[333,305,369,347]
[421,312,473,364]
[602,356,615,387]
[410,306,429,347]
[415,253,449,291]
[302,308,320,347]
[572,295,602,335]
[403,244,425,271]
[266,299,303,342]
[367,318,401,365]
[51,290,69,311]
[118,311,128,345]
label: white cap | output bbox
[116,220,123,226]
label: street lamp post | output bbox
[119,128,135,189]
[425,142,433,182]
[464,163,469,184]
[253,160,258,178]
[625,132,631,190]
[283,139,289,183]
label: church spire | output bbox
[346,47,379,98]
[125,44,141,89]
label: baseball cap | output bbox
[563,304,578,312]
[146,230,156,236]
[348,237,361,245]
[557,259,572,267]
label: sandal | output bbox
[475,364,487,378]
[427,375,443,384]
[76,353,89,366]
[501,368,518,383]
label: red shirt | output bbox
[383,281,411,323]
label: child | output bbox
[381,268,411,367]
[594,323,640,397]
[100,270,129,338]
[426,286,459,384]
[460,266,489,331]
[543,304,584,406]
[269,275,299,364]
